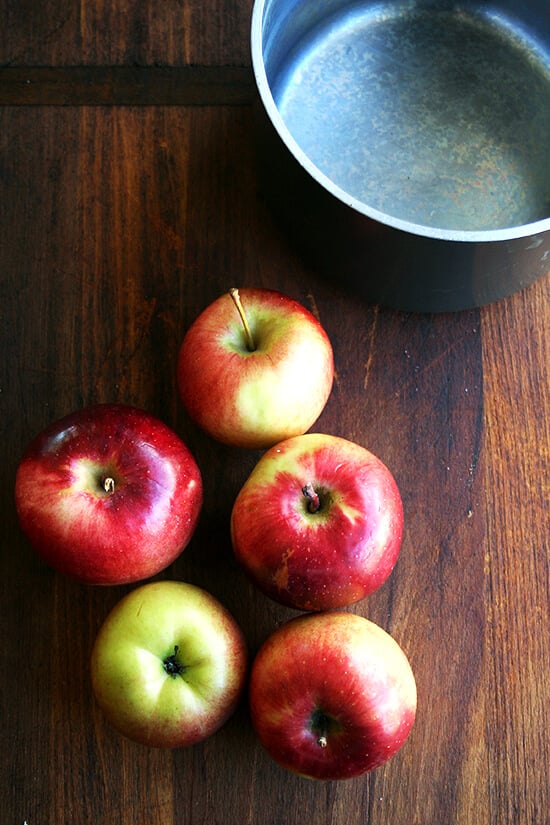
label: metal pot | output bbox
[251,0,550,311]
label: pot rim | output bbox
[251,0,550,244]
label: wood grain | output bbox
[2,0,254,66]
[481,281,550,823]
[1,3,549,822]
[0,67,255,105]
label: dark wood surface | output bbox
[1,3,549,823]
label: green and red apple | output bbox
[231,433,403,611]
[177,288,334,449]
[91,580,248,748]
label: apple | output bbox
[230,433,403,611]
[177,287,334,449]
[15,404,203,585]
[90,580,248,748]
[249,611,416,780]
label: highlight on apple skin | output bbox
[230,433,404,611]
[248,611,417,780]
[90,580,249,748]
[177,287,334,449]
[15,403,203,585]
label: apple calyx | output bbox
[229,287,256,352]
[163,645,186,678]
[302,483,321,514]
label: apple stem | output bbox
[302,483,321,514]
[311,709,329,748]
[103,477,115,494]
[229,287,256,352]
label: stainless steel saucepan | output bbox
[252,0,550,311]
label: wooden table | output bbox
[1,3,549,823]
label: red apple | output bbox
[91,580,248,747]
[177,287,334,449]
[230,433,403,611]
[15,404,203,585]
[249,611,417,780]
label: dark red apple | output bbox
[249,611,417,780]
[15,404,203,584]
[230,433,403,611]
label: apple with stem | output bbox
[90,580,248,747]
[230,433,403,611]
[15,404,203,585]
[177,288,334,449]
[249,611,417,780]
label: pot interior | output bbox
[258,0,550,233]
